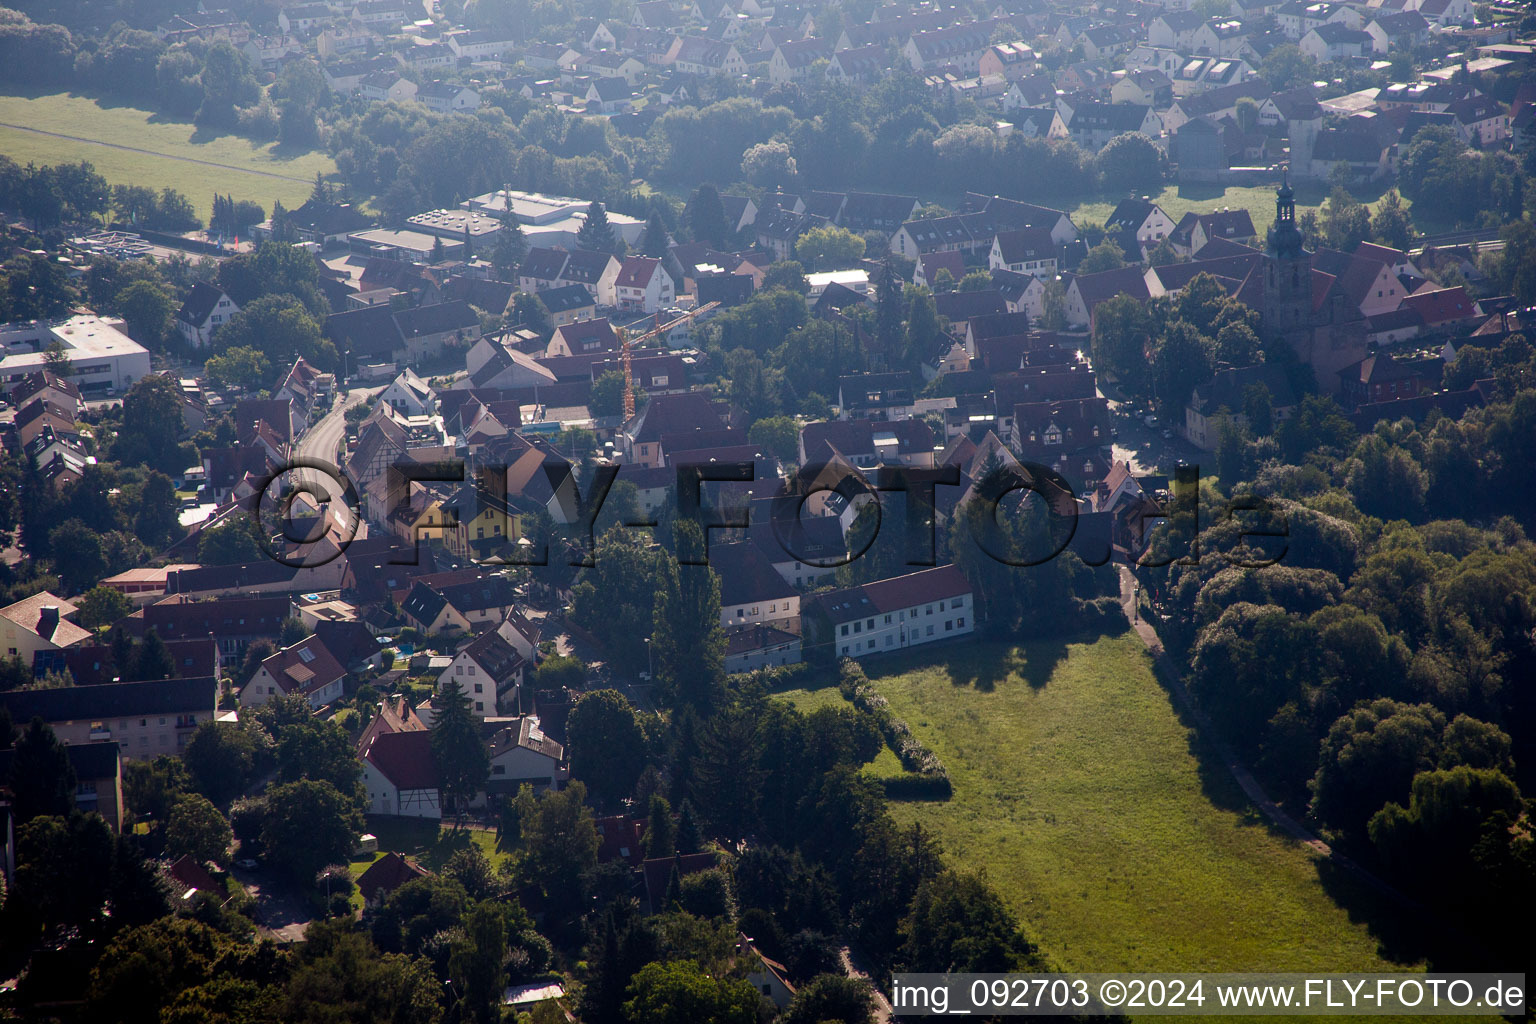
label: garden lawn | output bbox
[352,817,511,878]
[866,633,1416,975]
[0,90,334,221]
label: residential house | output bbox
[1064,266,1152,328]
[1308,127,1391,181]
[903,20,1009,73]
[557,250,622,307]
[438,628,526,719]
[1169,209,1257,255]
[174,282,239,348]
[1185,363,1297,448]
[1275,0,1362,39]
[393,301,482,363]
[1363,10,1429,51]
[768,37,833,83]
[0,592,90,663]
[0,677,219,760]
[988,228,1058,276]
[1080,23,1139,61]
[546,317,620,358]
[1413,0,1473,27]
[586,77,637,112]
[710,542,801,633]
[806,565,975,659]
[538,284,598,325]
[825,44,889,85]
[0,740,123,831]
[622,391,730,467]
[1061,101,1161,152]
[1191,19,1253,57]
[614,257,677,312]
[361,729,441,818]
[1337,351,1426,409]
[667,37,746,75]
[142,596,291,666]
[1299,22,1373,60]
[417,82,481,113]
[1445,95,1508,147]
[1111,69,1174,108]
[486,717,565,793]
[357,852,430,904]
[798,417,937,470]
[1149,10,1206,48]
[978,41,1035,80]
[724,624,802,674]
[1105,198,1177,254]
[241,635,348,709]
[361,71,418,103]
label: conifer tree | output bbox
[430,679,489,826]
[645,793,676,858]
[576,200,616,253]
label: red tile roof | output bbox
[357,851,430,902]
[363,729,439,790]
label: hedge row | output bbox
[882,773,955,800]
[838,660,953,799]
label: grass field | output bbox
[0,90,335,222]
[863,633,1424,977]
[1071,181,1412,235]
[349,817,510,882]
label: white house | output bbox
[240,636,347,709]
[811,565,975,659]
[988,228,1058,276]
[485,717,565,793]
[417,82,481,113]
[613,257,676,313]
[360,71,418,103]
[380,367,438,417]
[1105,198,1178,251]
[0,592,89,664]
[1299,23,1373,60]
[361,729,441,818]
[437,628,526,719]
[174,282,238,349]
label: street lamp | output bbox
[643,636,653,682]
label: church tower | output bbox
[1262,169,1312,335]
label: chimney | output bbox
[37,605,60,642]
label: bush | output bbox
[838,659,952,798]
[1073,596,1129,633]
[882,773,954,800]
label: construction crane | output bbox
[618,301,719,419]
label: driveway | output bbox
[228,864,315,943]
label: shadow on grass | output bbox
[363,815,492,871]
[936,636,1068,692]
[1313,856,1471,969]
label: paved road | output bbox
[229,864,313,944]
[286,386,376,527]
[838,945,893,1024]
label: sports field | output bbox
[0,91,334,222]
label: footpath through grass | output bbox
[862,633,1414,975]
[0,90,334,221]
